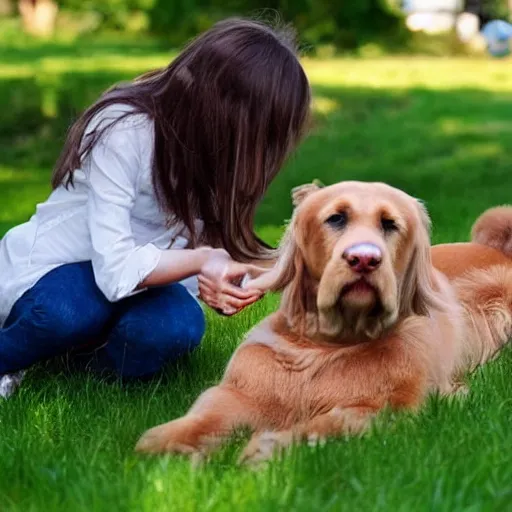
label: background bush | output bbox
[2,0,512,52]
[15,0,407,49]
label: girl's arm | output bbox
[86,115,166,302]
[86,115,261,312]
[139,247,212,288]
[142,247,263,315]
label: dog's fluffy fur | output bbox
[135,182,512,464]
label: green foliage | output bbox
[54,0,406,49]
[481,0,511,19]
[60,0,156,32]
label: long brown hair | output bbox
[52,18,311,262]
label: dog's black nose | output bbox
[342,243,382,273]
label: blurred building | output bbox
[403,0,464,33]
[402,0,510,44]
[404,1,509,27]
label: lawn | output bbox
[0,36,511,511]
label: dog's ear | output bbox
[244,214,302,293]
[400,200,444,316]
[291,180,323,207]
[267,219,300,292]
[262,216,317,333]
[246,184,320,334]
[250,182,322,292]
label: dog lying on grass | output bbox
[135,181,512,465]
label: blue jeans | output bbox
[0,262,205,379]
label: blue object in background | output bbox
[481,20,512,57]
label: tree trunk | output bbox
[18,0,58,37]
[0,0,14,17]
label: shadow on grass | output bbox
[1,69,512,244]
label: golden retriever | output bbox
[135,181,512,465]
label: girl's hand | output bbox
[198,249,264,316]
[241,266,280,294]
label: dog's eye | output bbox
[326,212,347,229]
[381,217,398,233]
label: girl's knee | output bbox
[173,302,206,351]
[109,299,205,378]
[117,302,205,356]
[32,296,110,341]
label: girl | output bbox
[0,18,311,398]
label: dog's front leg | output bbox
[240,405,377,466]
[135,385,263,458]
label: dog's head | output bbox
[267,181,442,340]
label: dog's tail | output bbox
[471,206,512,257]
[455,205,512,369]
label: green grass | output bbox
[1,38,511,511]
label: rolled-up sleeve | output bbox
[86,118,162,302]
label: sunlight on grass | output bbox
[312,96,340,115]
[0,54,173,80]
[303,57,512,91]
[453,141,503,158]
[0,64,34,79]
[39,55,173,74]
[0,166,35,181]
[440,118,512,136]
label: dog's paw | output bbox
[135,418,223,460]
[135,423,196,455]
[239,430,293,467]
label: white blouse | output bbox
[0,104,201,327]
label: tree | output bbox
[18,0,58,37]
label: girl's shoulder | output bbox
[86,103,154,156]
[87,103,153,140]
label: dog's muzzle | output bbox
[342,243,382,274]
